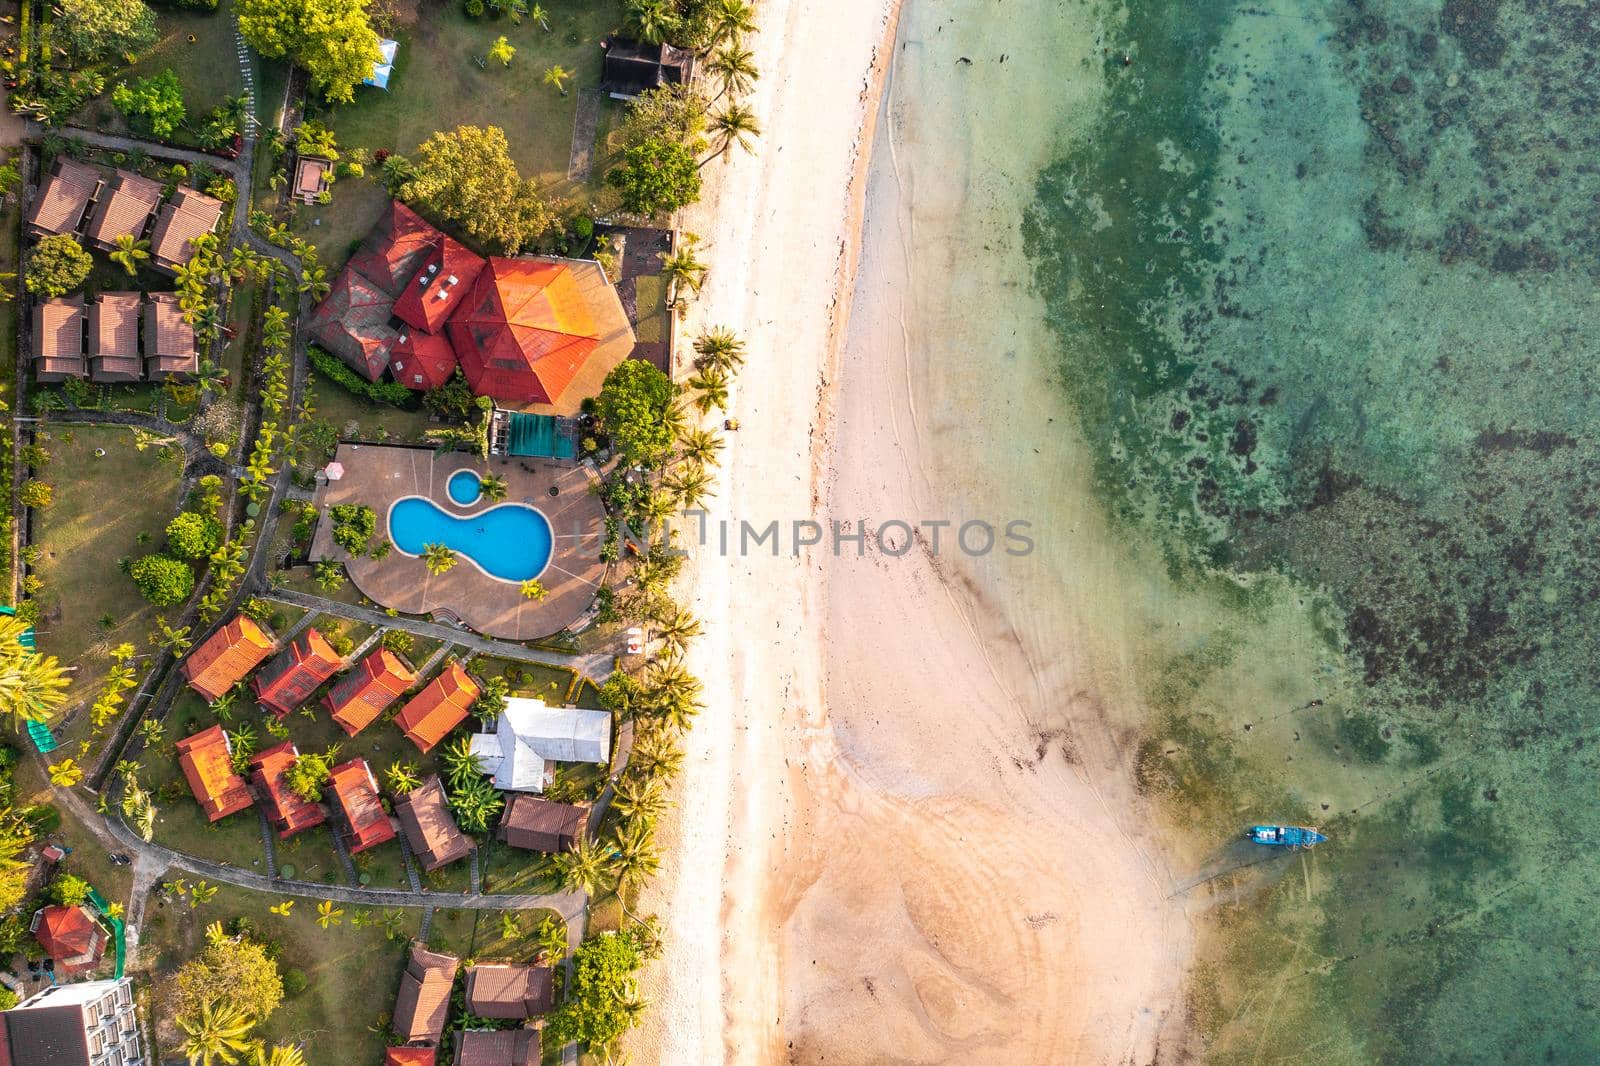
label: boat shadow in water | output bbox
[1168,836,1307,905]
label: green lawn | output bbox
[481,839,561,896]
[472,655,582,704]
[304,374,439,445]
[425,904,559,965]
[28,425,185,731]
[134,881,421,1064]
[72,0,243,142]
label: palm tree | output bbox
[195,359,228,398]
[693,326,746,372]
[190,880,219,907]
[446,773,504,834]
[627,0,677,44]
[385,761,421,795]
[554,833,611,896]
[315,900,344,929]
[665,464,715,511]
[177,999,256,1066]
[299,266,330,302]
[499,911,520,941]
[658,243,707,305]
[652,604,702,657]
[47,758,83,788]
[678,427,722,468]
[422,543,458,576]
[535,914,568,964]
[543,65,573,96]
[612,774,668,824]
[0,617,70,730]
[708,102,762,162]
[686,365,730,414]
[519,579,548,601]
[268,900,294,917]
[440,735,485,789]
[709,0,757,48]
[644,660,703,732]
[609,817,660,896]
[709,43,758,99]
[480,474,509,502]
[110,234,151,276]
[251,1045,308,1066]
[631,726,684,779]
[529,2,549,30]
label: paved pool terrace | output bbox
[308,443,607,640]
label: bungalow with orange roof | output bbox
[31,295,86,382]
[175,724,253,821]
[30,905,105,975]
[463,963,553,1020]
[328,758,396,853]
[394,775,473,871]
[88,292,143,383]
[386,1049,436,1066]
[144,293,198,379]
[27,159,100,237]
[252,628,341,717]
[394,662,479,754]
[86,169,163,251]
[323,646,416,736]
[391,941,458,1046]
[181,614,275,702]
[249,741,326,839]
[149,187,223,273]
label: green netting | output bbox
[506,414,575,459]
[87,889,126,979]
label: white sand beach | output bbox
[631,1,1195,1062]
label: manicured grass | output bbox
[419,849,473,895]
[633,274,667,344]
[305,374,439,444]
[138,734,270,871]
[424,904,559,965]
[134,881,421,1064]
[473,655,582,703]
[72,0,243,141]
[289,177,389,272]
[28,425,185,724]
[317,0,624,186]
[14,762,136,908]
[480,839,561,896]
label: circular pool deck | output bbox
[309,444,606,640]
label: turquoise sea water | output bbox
[388,497,551,581]
[1009,0,1600,1059]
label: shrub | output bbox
[329,504,376,554]
[18,479,53,509]
[110,69,186,138]
[308,345,415,407]
[129,552,195,606]
[381,630,413,655]
[49,873,92,907]
[607,138,701,217]
[25,235,91,297]
[166,511,222,559]
[282,968,307,996]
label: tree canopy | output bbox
[166,512,223,560]
[129,553,195,607]
[544,928,652,1049]
[25,235,92,298]
[237,0,383,104]
[400,125,554,254]
[0,617,69,732]
[607,138,701,218]
[110,69,186,139]
[598,359,679,468]
[162,928,283,1026]
[58,0,158,61]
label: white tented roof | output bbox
[470,697,611,792]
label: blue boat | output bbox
[1248,825,1327,849]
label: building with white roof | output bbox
[469,697,611,793]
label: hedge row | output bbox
[307,345,416,408]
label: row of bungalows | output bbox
[387,942,549,1066]
[28,159,225,273]
[33,290,197,383]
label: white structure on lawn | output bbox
[469,697,611,793]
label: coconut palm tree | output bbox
[499,911,520,940]
[298,266,330,302]
[612,774,668,824]
[686,365,729,414]
[535,914,567,965]
[709,43,758,99]
[47,758,82,788]
[440,735,485,789]
[609,817,660,896]
[195,358,228,398]
[0,620,69,730]
[658,242,707,305]
[708,102,762,162]
[543,65,573,96]
[709,0,757,48]
[177,999,256,1066]
[446,773,504,834]
[678,427,722,468]
[626,0,678,44]
[529,3,550,30]
[664,464,715,510]
[651,604,702,657]
[480,473,509,502]
[554,833,611,896]
[109,234,150,276]
[422,543,458,576]
[250,1045,308,1066]
[315,900,344,929]
[631,725,683,779]
[693,326,746,373]
[385,760,421,795]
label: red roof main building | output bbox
[394,662,480,754]
[328,758,396,854]
[324,647,416,736]
[249,741,327,839]
[309,200,632,409]
[252,628,341,718]
[31,906,106,973]
[176,724,253,821]
[182,615,275,702]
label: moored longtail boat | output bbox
[1248,824,1327,849]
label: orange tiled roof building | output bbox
[30,905,106,973]
[252,628,341,717]
[324,647,416,736]
[182,614,275,702]
[328,758,395,854]
[175,724,253,821]
[249,741,327,839]
[394,662,480,754]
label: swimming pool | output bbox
[446,469,482,507]
[388,496,552,582]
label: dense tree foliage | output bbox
[0,618,69,732]
[58,0,158,61]
[597,359,678,468]
[237,0,382,104]
[110,69,186,138]
[166,511,223,560]
[400,125,553,253]
[162,927,283,1026]
[607,138,701,218]
[328,504,376,555]
[544,927,653,1049]
[25,235,92,298]
[129,553,195,606]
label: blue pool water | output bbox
[388,497,552,582]
[446,470,482,506]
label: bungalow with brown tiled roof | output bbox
[292,155,332,204]
[181,614,275,702]
[463,963,553,1020]
[394,662,480,755]
[328,758,396,853]
[394,775,473,872]
[31,295,87,382]
[175,724,254,821]
[144,292,198,379]
[249,741,326,839]
[149,187,224,273]
[386,1047,437,1066]
[88,292,143,383]
[252,628,341,718]
[453,1030,539,1066]
[498,794,586,854]
[27,160,100,237]
[323,646,415,736]
[86,169,163,251]
[30,905,106,975]
[391,942,458,1046]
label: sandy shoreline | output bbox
[631,1,1193,1062]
